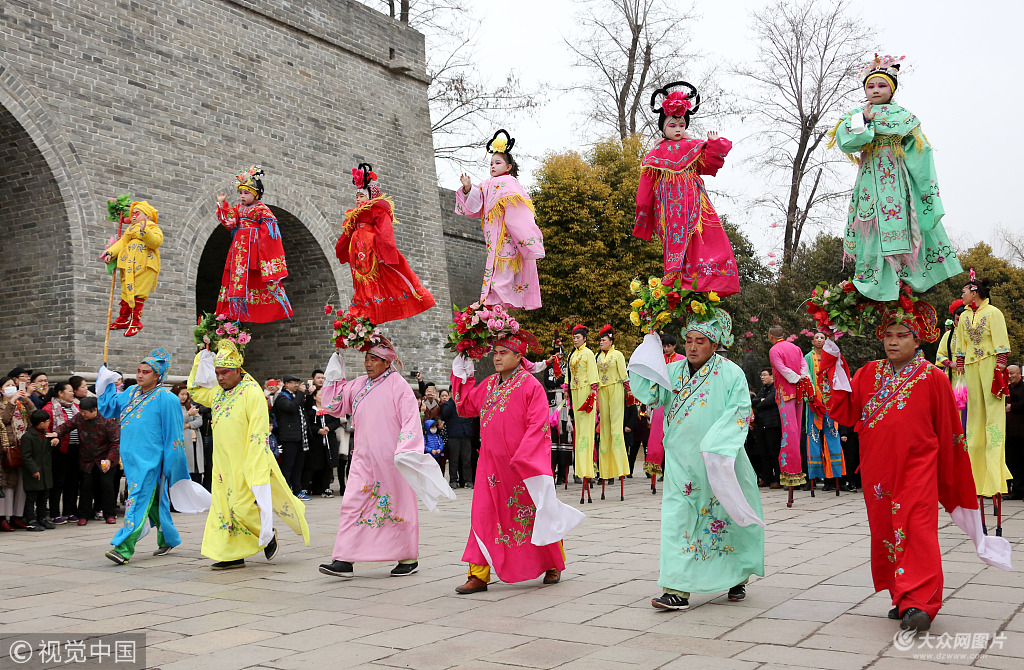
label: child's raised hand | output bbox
[459,174,472,193]
[217,192,227,204]
[707,131,720,141]
[863,103,874,120]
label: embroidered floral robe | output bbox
[451,367,568,582]
[629,354,765,594]
[954,299,1012,495]
[769,340,808,486]
[832,104,962,300]
[98,384,189,549]
[216,200,293,323]
[828,354,977,619]
[105,220,162,306]
[336,197,435,323]
[321,370,425,562]
[633,138,739,295]
[805,350,845,479]
[187,358,309,561]
[454,175,545,310]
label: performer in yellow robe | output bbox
[955,275,1012,497]
[568,325,598,489]
[595,325,631,485]
[103,201,162,337]
[187,341,309,569]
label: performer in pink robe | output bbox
[644,333,685,486]
[455,130,545,310]
[449,330,586,593]
[633,82,738,295]
[317,340,454,578]
[768,326,809,490]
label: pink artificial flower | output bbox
[107,197,116,202]
[749,316,759,323]
[225,323,239,335]
[493,319,505,331]
[215,328,225,335]
[509,319,520,333]
[834,330,846,340]
[238,332,251,344]
[486,318,497,330]
[216,313,227,321]
[661,91,693,118]
[227,337,237,343]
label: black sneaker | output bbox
[728,585,746,602]
[264,529,278,561]
[40,519,56,530]
[26,524,45,532]
[651,593,689,611]
[105,550,127,565]
[900,608,931,632]
[211,559,245,570]
[888,606,899,620]
[319,560,354,578]
[390,562,419,577]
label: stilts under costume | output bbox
[105,200,162,337]
[96,348,210,563]
[829,55,962,301]
[187,341,309,564]
[454,130,545,310]
[634,82,739,296]
[215,165,293,323]
[337,164,435,323]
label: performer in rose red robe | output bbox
[634,81,738,295]
[768,326,809,490]
[214,165,293,323]
[337,164,435,323]
[449,330,586,594]
[317,339,455,579]
[644,333,685,488]
[455,130,545,310]
[822,305,1012,632]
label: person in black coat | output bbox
[273,375,308,497]
[441,391,474,488]
[750,368,782,488]
[1005,364,1024,499]
[303,385,342,498]
[21,410,54,530]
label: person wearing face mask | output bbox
[423,419,446,476]
[1,376,33,530]
[829,54,962,301]
[335,164,435,323]
[214,165,292,323]
[633,81,738,296]
[456,129,545,310]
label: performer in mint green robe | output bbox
[628,309,765,610]
[829,55,962,301]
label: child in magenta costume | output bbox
[634,82,738,296]
[455,130,545,310]
[215,165,293,323]
[336,164,435,323]
[768,327,809,489]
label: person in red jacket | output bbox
[336,164,435,324]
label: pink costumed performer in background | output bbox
[644,332,685,490]
[455,129,545,310]
[768,326,810,497]
[634,81,739,296]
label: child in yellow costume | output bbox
[103,201,162,337]
[187,340,310,569]
[595,325,631,490]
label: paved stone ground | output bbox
[0,477,1021,670]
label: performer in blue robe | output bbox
[97,347,209,564]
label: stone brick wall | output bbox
[0,0,453,382]
[438,186,486,308]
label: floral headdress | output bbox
[331,312,385,351]
[194,312,253,353]
[236,165,265,199]
[875,300,940,342]
[628,274,723,335]
[649,81,701,127]
[858,53,905,89]
[352,163,381,199]
[486,129,515,155]
[804,279,939,342]
[446,302,523,360]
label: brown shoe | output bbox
[455,576,488,595]
[543,569,561,585]
[769,482,781,489]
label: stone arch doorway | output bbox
[0,103,76,371]
[193,206,337,382]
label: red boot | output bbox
[110,300,132,329]
[125,297,145,337]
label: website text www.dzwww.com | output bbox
[914,653,988,661]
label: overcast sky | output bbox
[435,0,1021,264]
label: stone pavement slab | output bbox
[0,477,1021,668]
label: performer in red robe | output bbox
[823,305,1011,632]
[633,81,738,295]
[336,164,435,323]
[215,165,293,323]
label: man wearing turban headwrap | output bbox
[96,348,210,564]
[317,338,455,579]
[102,200,162,337]
[627,311,765,611]
[187,340,310,569]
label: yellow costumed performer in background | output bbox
[103,201,162,337]
[187,340,310,569]
[595,325,631,500]
[955,273,1013,532]
[568,324,598,503]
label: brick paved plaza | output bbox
[1,478,1021,670]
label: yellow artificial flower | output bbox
[656,311,671,325]
[629,311,641,326]
[708,291,721,303]
[629,279,642,293]
[491,137,508,153]
[651,287,664,299]
[631,298,645,309]
[648,276,661,289]
[690,300,706,315]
